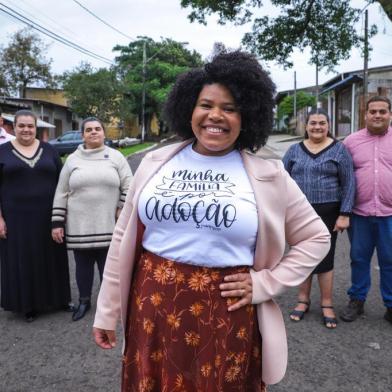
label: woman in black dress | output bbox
[0,110,71,322]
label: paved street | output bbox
[1,137,391,391]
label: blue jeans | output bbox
[348,214,392,308]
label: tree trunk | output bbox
[377,0,392,22]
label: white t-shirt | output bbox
[138,144,258,267]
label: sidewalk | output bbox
[258,133,302,159]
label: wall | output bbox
[25,88,68,106]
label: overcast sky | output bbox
[1,0,392,91]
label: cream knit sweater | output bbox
[52,144,132,249]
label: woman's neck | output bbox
[12,139,39,157]
[304,137,333,152]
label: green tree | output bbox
[114,37,203,130]
[180,0,390,70]
[0,29,53,97]
[61,63,125,124]
[278,91,316,119]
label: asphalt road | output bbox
[0,143,390,392]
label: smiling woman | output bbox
[0,110,71,322]
[93,51,331,391]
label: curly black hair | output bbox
[163,51,276,152]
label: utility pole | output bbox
[141,41,146,142]
[293,71,297,133]
[363,9,369,101]
[315,60,319,107]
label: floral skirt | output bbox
[122,250,266,392]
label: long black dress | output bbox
[0,141,71,314]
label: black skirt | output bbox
[311,202,340,274]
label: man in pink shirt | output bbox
[341,96,392,324]
[0,115,15,144]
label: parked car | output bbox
[48,130,113,156]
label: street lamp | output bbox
[141,40,189,142]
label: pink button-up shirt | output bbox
[344,127,392,216]
[0,127,15,145]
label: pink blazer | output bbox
[94,140,330,385]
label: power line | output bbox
[15,0,104,55]
[71,0,134,41]
[0,3,114,65]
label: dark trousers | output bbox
[348,214,392,308]
[73,248,109,299]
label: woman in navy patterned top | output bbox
[283,108,355,328]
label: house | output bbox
[3,88,81,141]
[321,64,392,136]
[275,64,392,137]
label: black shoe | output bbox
[340,299,364,322]
[25,311,36,322]
[384,308,392,324]
[72,299,91,321]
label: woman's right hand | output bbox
[0,216,7,239]
[52,227,64,243]
[93,327,117,349]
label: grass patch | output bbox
[60,142,154,163]
[119,142,154,157]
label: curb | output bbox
[125,143,158,158]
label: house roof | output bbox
[276,64,392,99]
[1,113,56,128]
[322,64,392,89]
[5,96,70,110]
[0,97,30,109]
[321,74,363,94]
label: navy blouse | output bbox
[282,140,355,214]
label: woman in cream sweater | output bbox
[52,117,132,321]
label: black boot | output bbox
[72,298,91,321]
[25,311,37,322]
[340,299,364,322]
[384,307,392,324]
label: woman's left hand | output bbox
[219,272,253,311]
[333,215,350,232]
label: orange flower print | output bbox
[175,374,185,389]
[143,318,155,335]
[226,351,236,361]
[167,312,181,330]
[175,271,185,284]
[150,292,163,307]
[189,302,204,317]
[236,327,248,340]
[246,304,254,314]
[201,363,212,377]
[139,376,155,392]
[150,350,163,362]
[184,331,201,347]
[143,257,153,272]
[226,298,239,307]
[214,354,222,368]
[235,352,247,364]
[188,271,211,292]
[224,365,241,382]
[134,350,140,365]
[253,345,261,359]
[210,270,220,281]
[135,295,144,311]
[153,263,172,284]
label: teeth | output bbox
[205,127,223,133]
